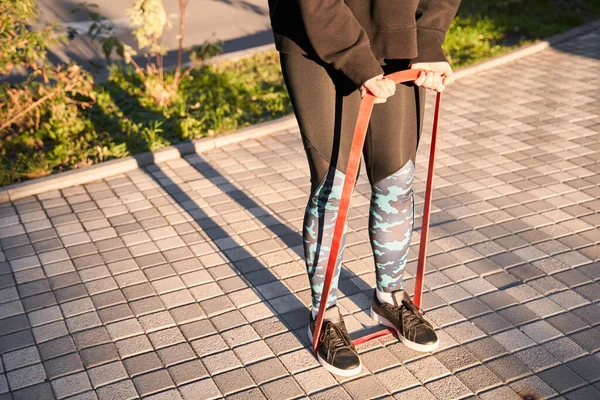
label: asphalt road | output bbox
[37,0,274,72]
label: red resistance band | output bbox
[312,69,443,353]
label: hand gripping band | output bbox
[312,69,442,353]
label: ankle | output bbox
[377,289,395,305]
[311,303,340,321]
[311,307,319,320]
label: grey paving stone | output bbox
[497,305,540,327]
[477,385,522,400]
[569,328,600,353]
[123,351,163,377]
[11,382,55,400]
[386,341,426,364]
[232,340,274,366]
[478,291,517,311]
[91,290,127,309]
[51,371,93,399]
[80,343,120,369]
[96,380,138,400]
[133,369,175,397]
[425,375,473,400]
[106,318,144,340]
[138,311,176,333]
[87,361,128,389]
[405,356,451,384]
[572,304,600,327]
[179,320,216,344]
[492,328,536,352]
[246,357,289,385]
[520,320,562,344]
[444,321,486,344]
[264,332,305,356]
[31,320,70,344]
[278,348,320,375]
[484,354,533,383]
[130,296,165,317]
[0,375,6,394]
[168,359,208,386]
[179,378,222,400]
[374,365,420,394]
[226,387,266,400]
[0,315,30,337]
[434,346,479,373]
[393,385,437,400]
[157,342,197,367]
[455,365,502,393]
[509,375,558,400]
[213,367,256,396]
[538,365,588,394]
[72,327,111,350]
[464,337,509,363]
[1,346,41,371]
[341,375,389,399]
[472,312,512,335]
[566,354,600,383]
[6,363,46,391]
[43,352,84,379]
[168,303,205,325]
[292,366,337,395]
[542,337,588,363]
[148,327,186,349]
[564,385,600,400]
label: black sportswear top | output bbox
[267,0,461,87]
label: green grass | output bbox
[445,0,600,67]
[0,52,291,186]
[1,0,599,186]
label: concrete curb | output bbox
[1,20,598,203]
[0,115,297,203]
[453,19,600,80]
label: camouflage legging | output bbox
[280,53,425,310]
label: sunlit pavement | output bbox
[0,28,599,400]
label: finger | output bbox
[381,81,394,98]
[387,80,397,96]
[374,80,394,99]
[374,82,388,98]
[424,71,435,89]
[433,73,443,91]
[414,71,426,86]
[368,83,385,99]
[443,75,455,86]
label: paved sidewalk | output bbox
[1,29,599,400]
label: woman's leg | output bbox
[279,52,361,312]
[362,59,426,296]
[364,60,439,351]
[279,52,365,376]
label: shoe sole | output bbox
[370,307,439,352]
[307,325,363,377]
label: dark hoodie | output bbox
[267,0,461,87]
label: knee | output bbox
[310,168,347,207]
[372,159,415,199]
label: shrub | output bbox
[0,0,95,184]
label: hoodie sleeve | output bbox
[410,0,461,64]
[298,0,384,87]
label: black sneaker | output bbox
[371,290,439,352]
[307,305,362,377]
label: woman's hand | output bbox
[411,62,455,92]
[360,74,396,103]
